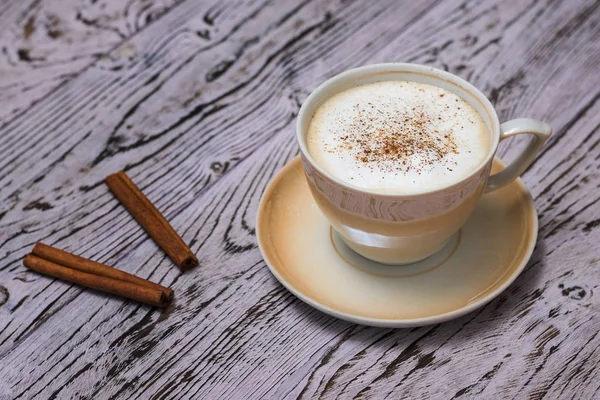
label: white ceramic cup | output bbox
[297,63,551,264]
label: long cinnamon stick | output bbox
[32,243,173,299]
[105,171,198,270]
[23,255,170,307]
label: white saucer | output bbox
[257,156,537,327]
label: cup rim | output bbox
[296,63,501,198]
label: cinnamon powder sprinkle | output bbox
[330,102,459,173]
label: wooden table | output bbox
[1,0,598,398]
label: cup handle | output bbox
[485,118,552,193]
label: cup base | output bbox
[331,228,461,276]
[337,231,453,266]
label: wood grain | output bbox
[0,0,599,398]
[0,0,184,125]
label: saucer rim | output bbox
[256,156,538,328]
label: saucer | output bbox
[257,156,537,327]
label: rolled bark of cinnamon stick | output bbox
[105,171,198,270]
[32,243,173,299]
[23,255,170,307]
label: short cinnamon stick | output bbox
[23,255,170,307]
[105,171,198,270]
[32,243,173,299]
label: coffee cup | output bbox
[297,63,551,264]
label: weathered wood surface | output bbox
[0,0,183,125]
[0,0,598,398]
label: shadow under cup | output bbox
[296,64,500,265]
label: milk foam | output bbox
[307,81,489,193]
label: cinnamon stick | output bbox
[23,255,170,307]
[32,243,173,299]
[104,171,198,270]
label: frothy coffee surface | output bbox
[307,81,489,193]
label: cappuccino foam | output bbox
[307,81,489,193]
